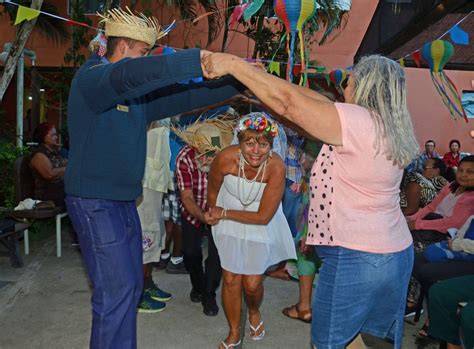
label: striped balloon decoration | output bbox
[422,40,467,122]
[274,0,317,84]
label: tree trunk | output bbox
[0,0,44,102]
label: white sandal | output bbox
[249,320,265,341]
[220,339,241,349]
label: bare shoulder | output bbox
[266,153,285,179]
[214,145,239,172]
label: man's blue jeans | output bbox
[66,196,143,349]
[282,178,302,238]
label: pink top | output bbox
[408,184,474,232]
[306,103,412,253]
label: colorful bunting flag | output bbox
[449,25,469,45]
[14,5,40,25]
[268,61,280,76]
[398,58,405,67]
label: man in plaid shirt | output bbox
[176,136,226,317]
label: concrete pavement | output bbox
[0,230,439,349]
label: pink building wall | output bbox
[405,68,474,154]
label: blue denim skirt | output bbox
[312,244,413,349]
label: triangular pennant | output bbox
[411,51,422,67]
[398,58,405,67]
[268,61,280,76]
[316,66,326,73]
[292,64,302,76]
[14,5,40,25]
[450,25,469,45]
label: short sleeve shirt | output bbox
[306,103,412,253]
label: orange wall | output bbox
[406,68,474,154]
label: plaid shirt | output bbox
[176,146,208,228]
[284,127,305,184]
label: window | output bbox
[68,0,120,15]
[462,90,474,118]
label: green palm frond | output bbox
[312,0,349,45]
[163,0,223,47]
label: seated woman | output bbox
[407,155,474,251]
[413,215,474,337]
[30,122,68,207]
[400,158,448,216]
[206,113,296,349]
[405,156,474,319]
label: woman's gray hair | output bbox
[352,55,419,168]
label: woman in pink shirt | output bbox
[202,54,419,348]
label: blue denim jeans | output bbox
[66,196,143,349]
[312,244,414,349]
[282,179,302,238]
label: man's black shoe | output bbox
[202,297,219,316]
[190,289,202,303]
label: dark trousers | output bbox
[181,217,221,302]
[413,252,474,300]
[429,276,474,348]
[66,196,143,349]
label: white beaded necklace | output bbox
[237,151,267,209]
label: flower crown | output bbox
[236,113,278,137]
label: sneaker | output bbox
[190,289,203,303]
[146,285,172,302]
[166,261,188,274]
[156,255,170,270]
[138,292,166,313]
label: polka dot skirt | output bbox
[307,144,335,245]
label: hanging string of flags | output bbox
[3,0,472,120]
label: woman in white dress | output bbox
[206,113,297,349]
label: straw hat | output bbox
[97,7,168,46]
[172,114,237,156]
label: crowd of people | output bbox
[21,6,473,349]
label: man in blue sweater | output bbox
[64,8,243,349]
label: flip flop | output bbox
[220,339,241,349]
[282,304,312,323]
[249,320,265,341]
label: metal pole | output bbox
[16,53,24,148]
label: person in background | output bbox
[428,275,474,349]
[400,158,448,216]
[30,122,67,208]
[412,215,474,337]
[174,117,235,318]
[443,139,462,181]
[201,53,419,348]
[136,122,173,313]
[405,156,474,318]
[282,141,321,324]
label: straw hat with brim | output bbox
[97,7,168,46]
[172,115,236,156]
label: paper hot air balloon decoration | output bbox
[274,0,317,85]
[422,40,467,122]
[329,69,347,90]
